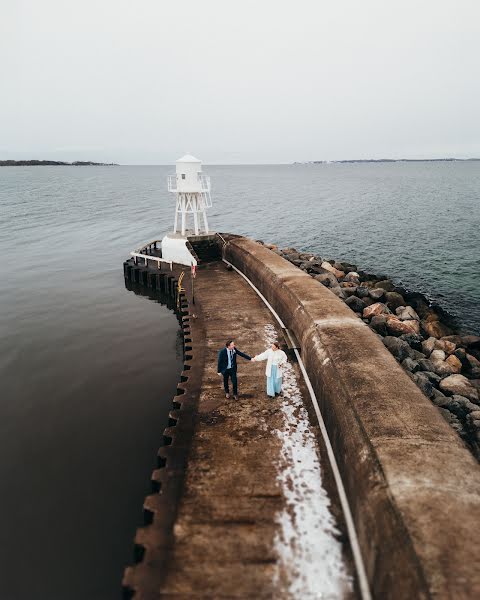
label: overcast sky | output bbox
[2,0,479,164]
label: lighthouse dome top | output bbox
[176,154,202,163]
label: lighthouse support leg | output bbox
[202,209,209,234]
[174,196,179,233]
[193,197,199,235]
[181,196,186,236]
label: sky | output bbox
[2,0,480,164]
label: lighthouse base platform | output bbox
[161,232,218,266]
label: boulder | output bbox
[314,272,339,288]
[356,286,370,298]
[369,288,385,301]
[442,335,463,347]
[430,349,446,362]
[386,318,420,336]
[423,371,442,385]
[376,280,395,292]
[343,271,360,282]
[438,408,464,435]
[434,338,456,355]
[417,358,436,373]
[370,315,389,336]
[383,336,412,362]
[413,372,435,398]
[421,319,454,339]
[401,358,420,373]
[345,296,367,313]
[340,281,357,288]
[399,333,424,352]
[461,335,480,349]
[321,261,344,279]
[363,302,390,319]
[410,349,426,360]
[385,291,406,311]
[342,286,358,297]
[395,305,420,321]
[329,287,346,300]
[439,375,480,402]
[466,354,480,378]
[307,263,330,275]
[445,354,463,374]
[432,360,454,377]
[421,337,436,357]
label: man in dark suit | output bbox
[217,339,251,400]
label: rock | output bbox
[445,354,463,374]
[439,375,480,402]
[314,272,339,288]
[383,336,412,362]
[399,333,424,352]
[343,271,360,282]
[434,339,456,355]
[421,319,454,339]
[386,318,420,336]
[466,354,480,378]
[362,297,375,307]
[410,349,426,360]
[421,337,436,357]
[341,286,358,297]
[363,302,390,319]
[442,335,463,347]
[330,286,346,299]
[432,360,454,377]
[413,372,435,398]
[340,281,357,288]
[356,286,370,298]
[423,371,442,385]
[321,261,344,279]
[430,349,446,362]
[369,288,385,301]
[401,358,420,373]
[376,280,395,292]
[395,305,420,321]
[431,387,447,405]
[306,263,330,275]
[438,408,464,435]
[417,358,436,372]
[345,296,367,313]
[370,315,389,336]
[452,395,479,415]
[461,335,480,349]
[385,291,406,311]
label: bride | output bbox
[252,341,288,397]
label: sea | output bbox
[1,162,479,599]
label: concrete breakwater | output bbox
[123,234,480,599]
[263,243,480,459]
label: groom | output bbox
[217,340,251,400]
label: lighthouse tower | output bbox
[168,154,212,236]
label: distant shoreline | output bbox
[0,160,117,166]
[295,158,480,164]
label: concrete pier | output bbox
[123,234,480,599]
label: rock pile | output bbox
[261,243,480,459]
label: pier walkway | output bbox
[123,260,353,599]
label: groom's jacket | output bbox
[217,347,251,374]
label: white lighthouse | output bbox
[159,154,213,266]
[167,154,212,236]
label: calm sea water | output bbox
[1,163,479,599]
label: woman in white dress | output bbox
[252,341,288,397]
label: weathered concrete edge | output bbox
[224,237,480,600]
[122,263,205,599]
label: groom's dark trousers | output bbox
[217,347,251,395]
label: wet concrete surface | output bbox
[123,260,354,599]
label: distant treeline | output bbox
[0,160,117,166]
[296,158,480,164]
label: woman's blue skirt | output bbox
[266,364,282,397]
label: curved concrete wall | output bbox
[225,236,480,599]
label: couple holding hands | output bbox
[217,339,288,399]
